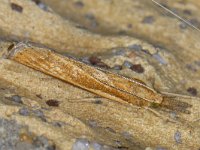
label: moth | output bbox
[6,42,191,113]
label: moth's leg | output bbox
[160,92,198,99]
[145,106,196,131]
[144,106,180,124]
[67,97,104,104]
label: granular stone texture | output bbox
[0,118,55,150]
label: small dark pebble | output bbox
[75,25,87,30]
[52,121,65,127]
[10,95,23,104]
[19,107,30,116]
[127,24,133,29]
[106,127,116,133]
[112,65,122,70]
[31,0,41,5]
[93,99,103,104]
[74,1,84,8]
[31,0,48,11]
[130,64,145,73]
[36,94,42,99]
[183,9,192,15]
[187,87,198,96]
[142,16,155,24]
[11,3,23,13]
[96,62,110,69]
[46,99,60,107]
[89,56,101,65]
[89,56,110,69]
[7,44,15,51]
[141,49,151,55]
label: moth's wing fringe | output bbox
[160,93,193,114]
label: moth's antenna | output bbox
[151,0,200,33]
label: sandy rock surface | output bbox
[0,0,200,150]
